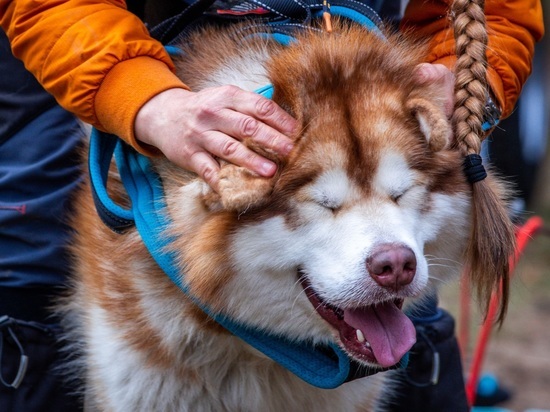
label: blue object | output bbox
[471,408,513,412]
[477,373,500,397]
[0,105,82,287]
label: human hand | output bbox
[135,86,297,192]
[413,63,455,118]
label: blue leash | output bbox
[89,5,408,388]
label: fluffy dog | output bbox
[65,19,489,411]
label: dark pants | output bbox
[0,315,83,412]
[1,28,84,412]
[381,296,470,412]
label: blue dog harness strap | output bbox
[89,129,134,233]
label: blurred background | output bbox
[440,2,550,410]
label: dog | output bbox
[64,18,483,411]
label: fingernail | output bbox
[284,119,298,134]
[284,143,294,154]
[261,161,277,176]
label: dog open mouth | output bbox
[299,274,416,368]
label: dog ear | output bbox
[407,98,452,152]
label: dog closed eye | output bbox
[315,195,342,211]
[389,191,405,203]
[389,188,410,203]
[307,169,350,211]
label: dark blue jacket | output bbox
[0,30,83,289]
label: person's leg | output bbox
[0,314,83,412]
[1,29,85,411]
[380,295,469,412]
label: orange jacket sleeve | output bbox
[0,0,188,154]
[402,0,544,120]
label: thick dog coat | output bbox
[66,20,478,411]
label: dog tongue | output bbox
[344,302,416,368]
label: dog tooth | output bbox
[365,341,371,348]
[356,329,366,343]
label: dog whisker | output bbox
[427,275,452,286]
[425,255,462,265]
[427,263,455,270]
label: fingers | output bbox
[185,150,222,192]
[208,85,296,155]
[183,86,296,179]
[414,63,455,117]
[135,86,299,191]
[211,108,293,163]
[199,129,278,176]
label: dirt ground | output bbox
[440,208,550,411]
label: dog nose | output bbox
[367,244,416,290]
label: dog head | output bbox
[165,23,471,369]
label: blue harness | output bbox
[89,2,408,388]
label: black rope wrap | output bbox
[463,153,487,183]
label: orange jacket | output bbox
[0,0,544,154]
[402,0,544,124]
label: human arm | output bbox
[401,0,544,119]
[0,0,182,152]
[0,0,296,188]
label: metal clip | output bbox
[403,326,441,387]
[322,0,332,33]
[0,315,29,389]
